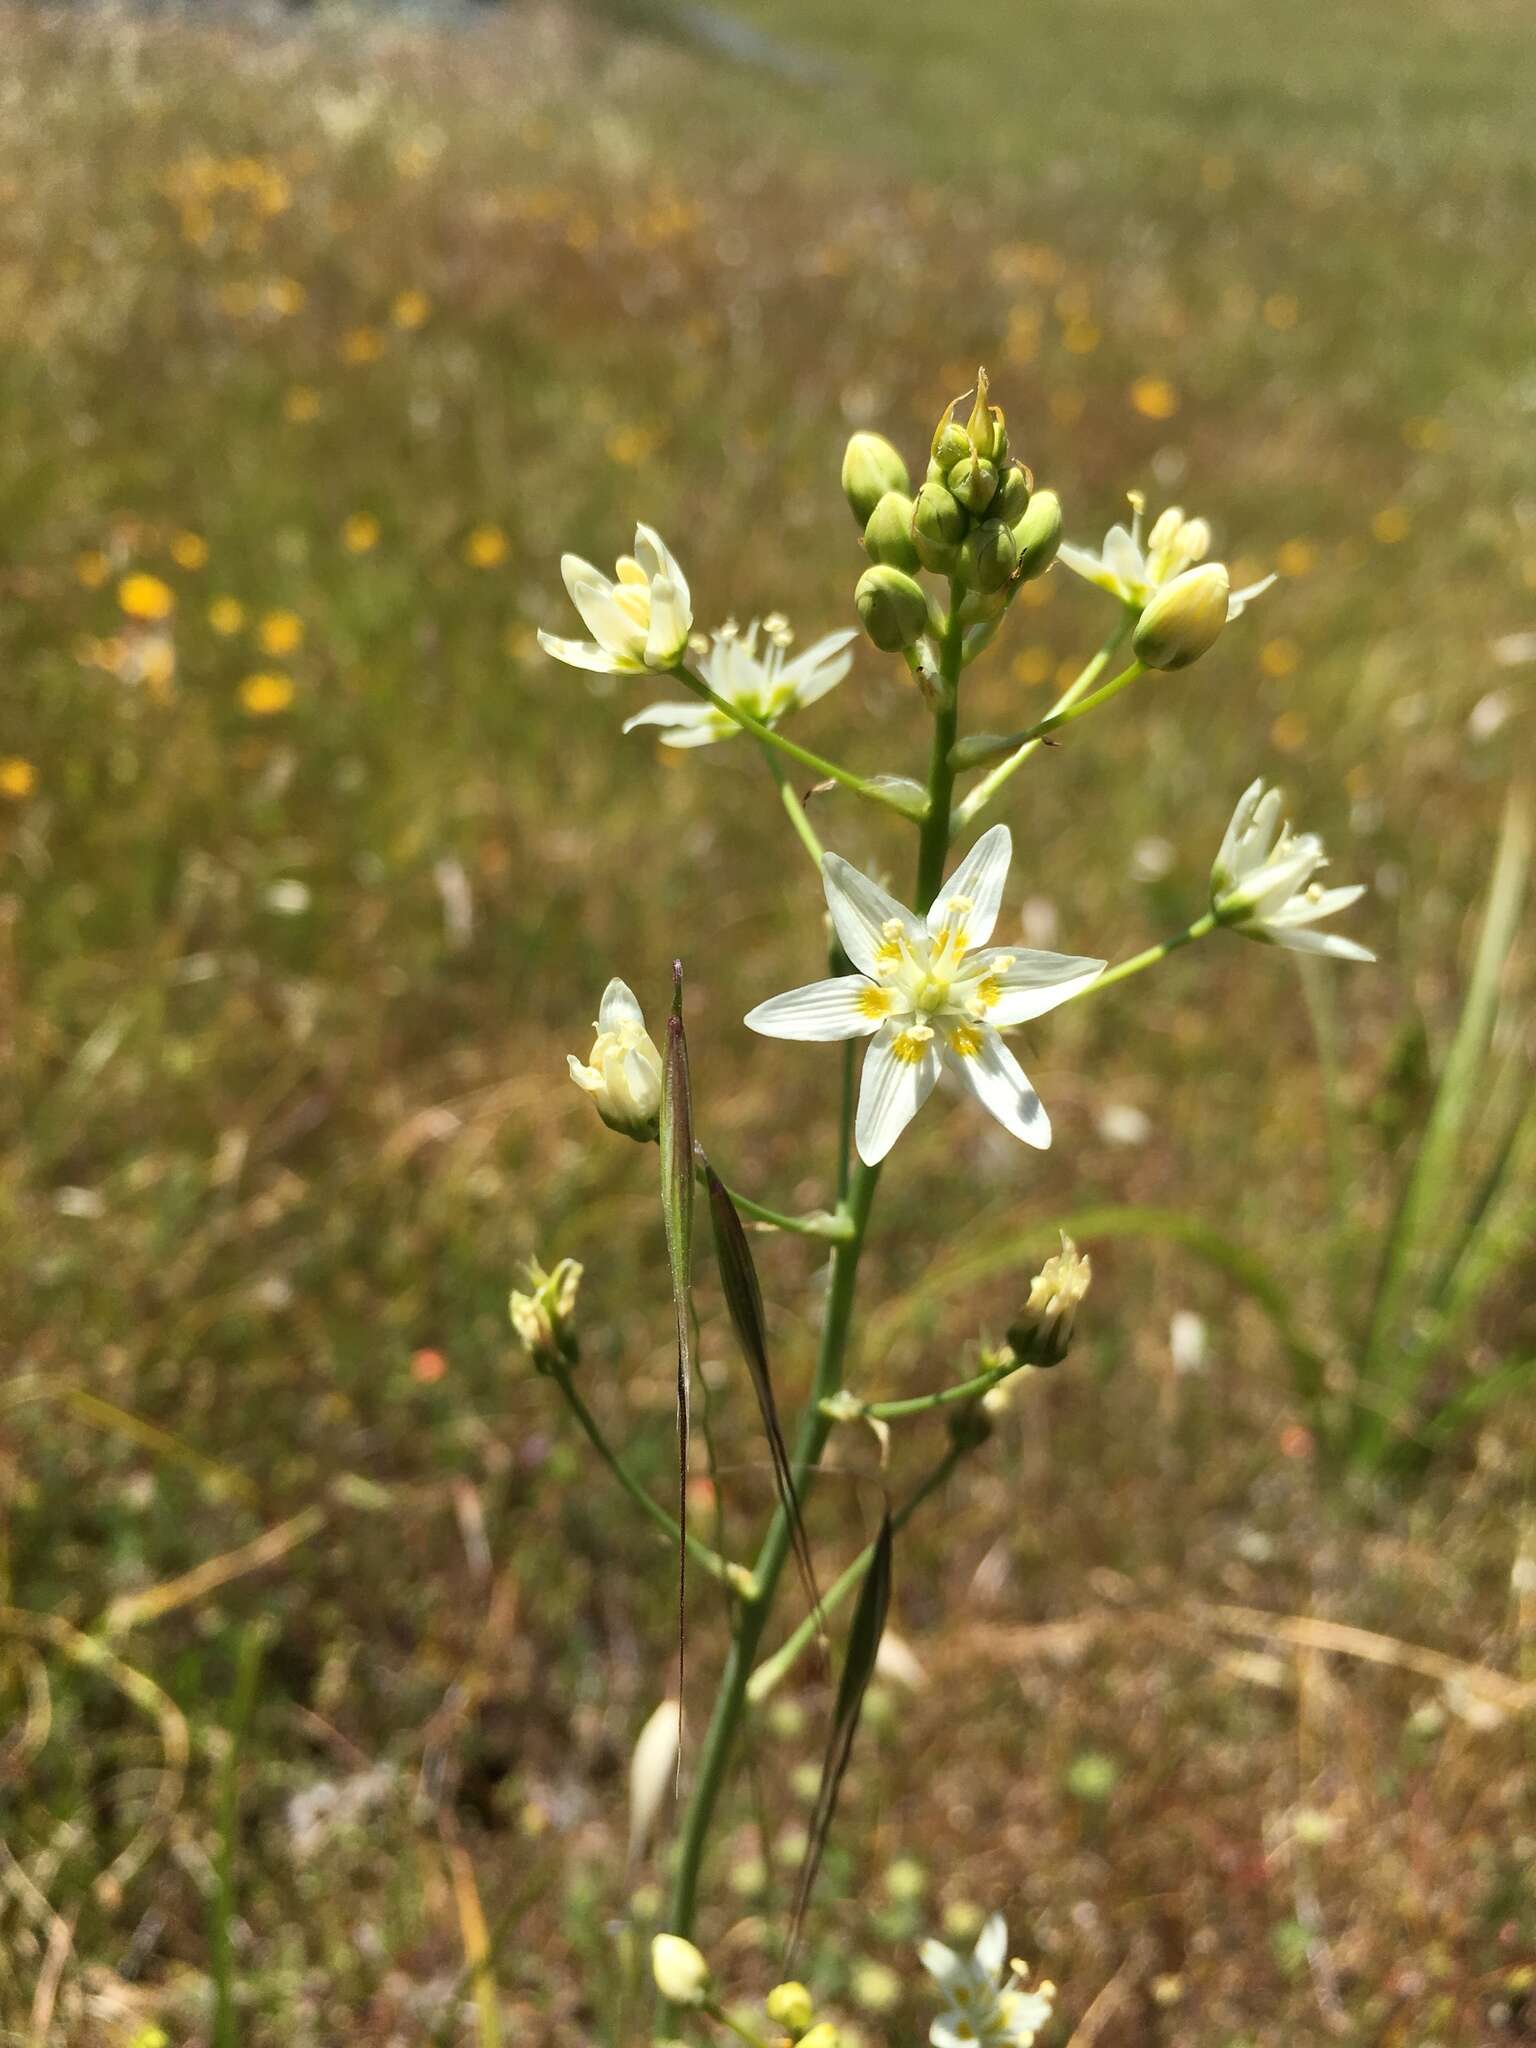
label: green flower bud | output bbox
[957,517,1018,595]
[766,1981,816,2034]
[964,366,1000,458]
[990,411,1010,466]
[995,459,1032,527]
[1011,487,1063,580]
[863,490,920,572]
[798,2027,842,2048]
[948,454,997,516]
[855,564,930,652]
[1132,561,1231,669]
[840,432,909,527]
[651,1934,711,2007]
[930,404,971,472]
[911,480,966,572]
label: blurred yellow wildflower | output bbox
[0,757,37,799]
[283,386,321,424]
[1263,292,1299,330]
[1260,637,1301,678]
[1129,376,1179,420]
[1062,319,1100,354]
[119,573,174,621]
[239,672,295,715]
[209,596,245,635]
[465,525,508,569]
[1372,505,1411,544]
[605,424,661,467]
[1270,709,1309,752]
[342,513,380,554]
[1011,646,1053,686]
[134,635,177,696]
[75,550,109,588]
[390,289,431,330]
[1402,415,1450,452]
[259,611,304,656]
[171,531,209,570]
[265,277,307,317]
[1275,539,1317,576]
[340,327,384,365]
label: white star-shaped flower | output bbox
[1059,495,1274,622]
[745,825,1104,1166]
[538,524,692,674]
[621,616,856,747]
[1210,778,1375,962]
[921,1914,1056,2048]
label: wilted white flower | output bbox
[745,826,1104,1165]
[1008,1233,1090,1366]
[538,524,692,674]
[1059,495,1273,625]
[921,1913,1055,2048]
[568,978,665,1139]
[622,617,856,747]
[651,1932,711,2006]
[1210,779,1375,962]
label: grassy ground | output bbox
[1,2,1533,2042]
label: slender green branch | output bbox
[1066,909,1218,999]
[695,1159,853,1241]
[746,1444,965,1705]
[950,616,1132,833]
[705,2002,776,2048]
[950,657,1144,772]
[860,1358,1021,1420]
[547,1367,739,1588]
[672,663,926,823]
[760,745,826,869]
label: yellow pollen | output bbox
[973,976,1002,1009]
[948,1024,982,1058]
[857,985,894,1018]
[890,1027,932,1065]
[875,939,904,966]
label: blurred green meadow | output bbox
[2,1,1533,2041]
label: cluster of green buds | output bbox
[508,1255,583,1374]
[842,368,1062,658]
[650,1941,842,2046]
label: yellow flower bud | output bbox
[1010,488,1062,580]
[650,1933,711,2006]
[957,518,1018,595]
[948,454,997,516]
[863,491,920,573]
[568,978,664,1140]
[1132,561,1231,669]
[841,432,910,526]
[798,2025,841,2048]
[855,564,930,652]
[911,480,966,573]
[765,1981,816,2033]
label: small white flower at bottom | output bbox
[744,825,1104,1166]
[921,1914,1055,2048]
[1210,778,1374,963]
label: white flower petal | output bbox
[1212,777,1266,889]
[634,523,691,622]
[918,1937,963,1986]
[744,976,887,1042]
[1057,540,1122,596]
[973,1912,1009,1978]
[560,552,608,606]
[782,627,858,708]
[571,577,646,657]
[979,948,1106,1025]
[1227,572,1277,620]
[929,2015,976,2048]
[855,1023,941,1164]
[1257,924,1376,963]
[929,824,1012,945]
[1266,882,1366,925]
[644,576,690,668]
[598,979,645,1032]
[1101,522,1146,591]
[537,630,629,674]
[821,853,925,977]
[949,1027,1050,1149]
[622,700,717,734]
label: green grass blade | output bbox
[659,962,696,1776]
[210,1622,270,2048]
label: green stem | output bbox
[950,616,1132,834]
[746,1445,964,1704]
[695,1159,853,1241]
[950,657,1144,772]
[1069,910,1218,998]
[760,745,826,868]
[914,587,964,905]
[548,1367,738,1588]
[673,664,925,823]
[705,2002,776,2048]
[861,1359,1020,1420]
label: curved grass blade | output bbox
[786,1506,892,1961]
[704,1161,824,1639]
[659,961,696,1783]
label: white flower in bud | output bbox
[765,1981,816,2033]
[568,978,665,1139]
[538,524,692,673]
[622,618,856,747]
[651,1933,711,2006]
[1211,779,1375,962]
[922,1912,1056,2048]
[1059,492,1273,631]
[509,1256,583,1372]
[1132,562,1231,669]
[745,826,1104,1164]
[1008,1233,1090,1366]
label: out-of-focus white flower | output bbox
[538,525,692,673]
[622,617,856,747]
[651,1933,711,2006]
[921,1913,1056,2048]
[509,1255,583,1373]
[1170,1309,1209,1375]
[745,826,1104,1166]
[1211,779,1374,963]
[568,978,665,1139]
[1059,494,1274,625]
[628,1699,681,1863]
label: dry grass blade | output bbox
[103,1507,327,1637]
[440,1822,502,2048]
[704,1161,823,1639]
[26,1905,76,2048]
[787,1506,892,1960]
[659,961,696,1780]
